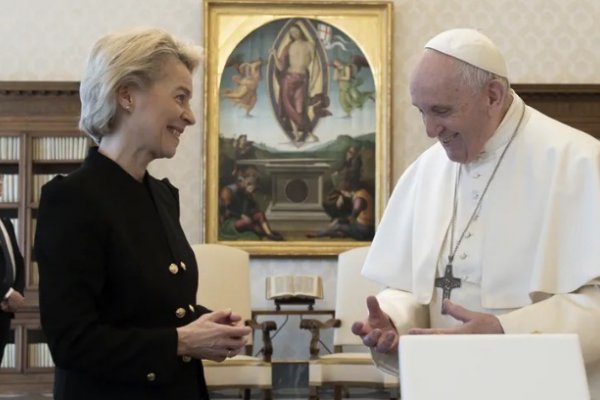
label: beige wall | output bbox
[2,0,599,358]
[391,0,600,178]
[2,0,598,243]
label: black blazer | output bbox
[0,217,25,311]
[34,148,210,400]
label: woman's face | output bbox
[127,57,195,160]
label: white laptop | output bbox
[399,334,590,400]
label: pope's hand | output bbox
[351,296,399,354]
[409,300,504,335]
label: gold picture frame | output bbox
[203,0,393,256]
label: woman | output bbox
[34,27,251,400]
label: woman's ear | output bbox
[117,85,134,112]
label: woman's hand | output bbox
[176,309,252,362]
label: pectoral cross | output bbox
[434,263,461,314]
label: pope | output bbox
[352,28,600,398]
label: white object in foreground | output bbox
[399,334,589,400]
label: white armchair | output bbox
[300,246,399,400]
[192,243,276,400]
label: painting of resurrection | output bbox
[218,18,376,244]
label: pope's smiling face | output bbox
[409,50,498,164]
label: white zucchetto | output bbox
[425,28,508,78]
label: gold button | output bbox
[146,372,156,382]
[175,307,186,319]
[169,263,179,274]
[180,261,186,271]
[182,355,192,363]
[188,304,195,313]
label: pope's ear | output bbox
[486,79,507,109]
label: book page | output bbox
[266,275,295,299]
[266,275,323,299]
[293,275,323,299]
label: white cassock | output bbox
[363,92,600,399]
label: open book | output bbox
[265,275,323,300]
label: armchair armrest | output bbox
[299,318,341,359]
[246,319,277,362]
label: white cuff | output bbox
[4,288,14,300]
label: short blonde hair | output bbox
[79,27,203,142]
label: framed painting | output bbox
[203,0,393,256]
